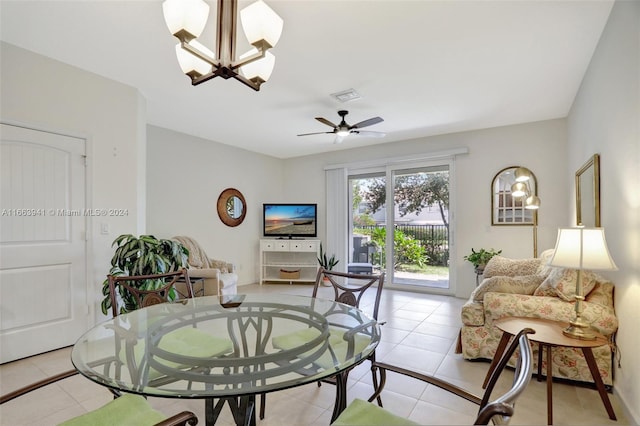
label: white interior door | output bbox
[0,123,88,363]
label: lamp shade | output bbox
[514,167,533,182]
[240,49,275,81]
[163,0,209,39]
[511,182,527,197]
[240,0,284,47]
[548,227,617,271]
[525,195,540,209]
[175,41,213,76]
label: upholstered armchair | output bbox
[458,250,618,386]
[172,236,238,296]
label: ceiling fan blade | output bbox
[315,117,338,128]
[353,130,386,138]
[297,131,334,137]
[351,116,383,129]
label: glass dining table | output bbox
[71,293,380,426]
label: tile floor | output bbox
[0,283,631,425]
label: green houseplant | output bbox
[463,248,502,272]
[100,234,189,315]
[317,242,339,270]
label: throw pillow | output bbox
[536,249,555,277]
[471,275,544,302]
[532,280,557,297]
[534,267,598,301]
[210,260,230,273]
[483,256,541,278]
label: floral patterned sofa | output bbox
[457,249,618,386]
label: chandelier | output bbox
[162,0,284,91]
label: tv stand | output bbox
[260,239,319,284]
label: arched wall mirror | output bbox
[217,188,246,227]
[491,166,538,226]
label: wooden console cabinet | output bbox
[260,239,320,284]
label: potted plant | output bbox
[463,248,502,273]
[100,234,189,315]
[317,242,339,271]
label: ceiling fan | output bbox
[298,110,385,144]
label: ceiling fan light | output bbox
[163,0,209,40]
[336,129,350,137]
[240,49,275,82]
[510,182,527,198]
[175,42,213,76]
[240,0,283,47]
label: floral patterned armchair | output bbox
[457,250,618,386]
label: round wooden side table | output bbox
[484,317,616,425]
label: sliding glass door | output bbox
[390,166,450,289]
[349,172,386,274]
[349,162,451,291]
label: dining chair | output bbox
[107,269,234,385]
[260,267,385,420]
[2,269,237,425]
[332,328,535,425]
[0,369,198,425]
[107,268,197,316]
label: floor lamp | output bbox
[511,167,541,257]
[548,227,617,340]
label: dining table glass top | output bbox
[71,293,380,399]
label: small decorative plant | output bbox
[463,248,502,271]
[317,242,339,270]
[100,234,189,315]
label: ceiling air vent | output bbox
[330,88,361,103]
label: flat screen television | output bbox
[263,203,317,238]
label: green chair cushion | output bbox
[273,327,371,369]
[122,327,233,380]
[159,327,233,358]
[332,398,418,426]
[273,327,333,349]
[59,393,166,426]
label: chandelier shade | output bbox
[240,0,284,47]
[162,0,210,41]
[163,0,283,90]
[240,49,275,82]
[175,41,214,77]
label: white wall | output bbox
[567,0,640,421]
[145,125,284,286]
[282,119,568,298]
[0,42,146,322]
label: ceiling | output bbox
[0,1,614,159]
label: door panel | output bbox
[349,163,451,293]
[391,166,450,289]
[1,264,72,330]
[0,124,87,362]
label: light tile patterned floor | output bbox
[0,283,631,425]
